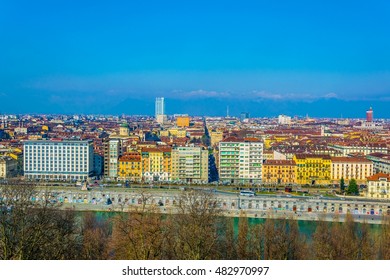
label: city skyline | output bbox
[0,98,387,120]
[1,1,390,117]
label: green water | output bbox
[81,211,383,238]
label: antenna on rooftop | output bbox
[227,106,229,118]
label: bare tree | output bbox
[109,203,166,260]
[285,218,308,260]
[81,211,111,259]
[0,182,81,260]
[378,216,390,259]
[237,211,249,259]
[312,216,335,259]
[167,190,224,260]
[248,223,263,260]
[357,221,376,260]
[222,216,237,260]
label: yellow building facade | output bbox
[118,152,142,182]
[141,147,172,181]
[264,135,290,149]
[159,130,169,137]
[262,160,296,184]
[176,116,190,127]
[293,154,331,185]
[210,131,224,147]
[168,128,187,138]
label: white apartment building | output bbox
[329,143,388,156]
[104,139,121,179]
[219,137,263,184]
[331,157,373,184]
[171,146,209,183]
[23,140,94,181]
[366,153,390,175]
[366,173,390,199]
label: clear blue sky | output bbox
[1,0,390,117]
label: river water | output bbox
[83,211,383,239]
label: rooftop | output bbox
[367,173,390,181]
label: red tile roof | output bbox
[264,160,296,166]
[331,157,372,163]
[294,154,332,160]
[367,173,390,181]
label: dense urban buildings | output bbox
[0,103,388,198]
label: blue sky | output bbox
[1,0,390,117]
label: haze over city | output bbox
[1,0,390,117]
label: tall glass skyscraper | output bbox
[155,97,165,117]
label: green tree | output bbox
[347,179,359,195]
[340,178,346,193]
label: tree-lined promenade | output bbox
[1,182,390,260]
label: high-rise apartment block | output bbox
[171,146,209,183]
[23,139,94,181]
[103,139,121,179]
[219,137,263,184]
